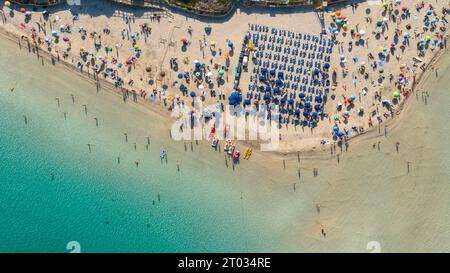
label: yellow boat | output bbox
[243,147,252,160]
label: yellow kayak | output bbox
[243,147,252,160]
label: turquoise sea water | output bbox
[0,38,278,253]
[1,35,450,252]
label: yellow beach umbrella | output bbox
[4,1,11,7]
[133,44,139,49]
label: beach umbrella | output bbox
[401,6,408,12]
[263,93,271,101]
[276,79,283,85]
[180,36,188,43]
[324,63,330,69]
[313,69,320,76]
[278,71,284,78]
[227,41,234,48]
[20,8,26,13]
[193,59,200,64]
[295,109,300,116]
[244,99,251,106]
[51,31,58,37]
[305,102,312,109]
[335,10,341,16]
[333,126,339,132]
[228,91,242,106]
[204,25,212,31]
[382,2,388,8]
[288,98,294,105]
[194,71,201,77]
[350,95,356,101]
[195,62,201,68]
[376,21,383,27]
[334,114,340,121]
[393,91,400,98]
[133,44,139,49]
[261,67,268,74]
[425,35,431,41]
[403,32,410,38]
[273,87,280,95]
[265,85,271,92]
[269,69,276,76]
[205,71,213,77]
[427,10,433,16]
[379,68,384,73]
[4,1,10,7]
[299,93,305,99]
[198,84,205,90]
[177,73,183,79]
[259,75,266,82]
[210,41,216,46]
[218,70,225,76]
[190,91,196,98]
[337,131,344,138]
[359,30,366,36]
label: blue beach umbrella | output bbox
[259,75,266,82]
[177,73,183,79]
[299,93,305,99]
[228,41,234,48]
[190,91,196,98]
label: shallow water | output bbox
[0,36,449,252]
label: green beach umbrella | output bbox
[393,91,400,98]
[379,68,384,73]
[334,114,340,121]
[382,2,388,8]
[218,70,225,76]
[425,35,431,41]
[204,25,212,32]
[195,72,201,77]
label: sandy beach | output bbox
[1,2,450,253]
[1,0,448,158]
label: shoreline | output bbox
[1,3,448,161]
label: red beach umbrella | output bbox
[20,7,26,13]
[401,6,408,12]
